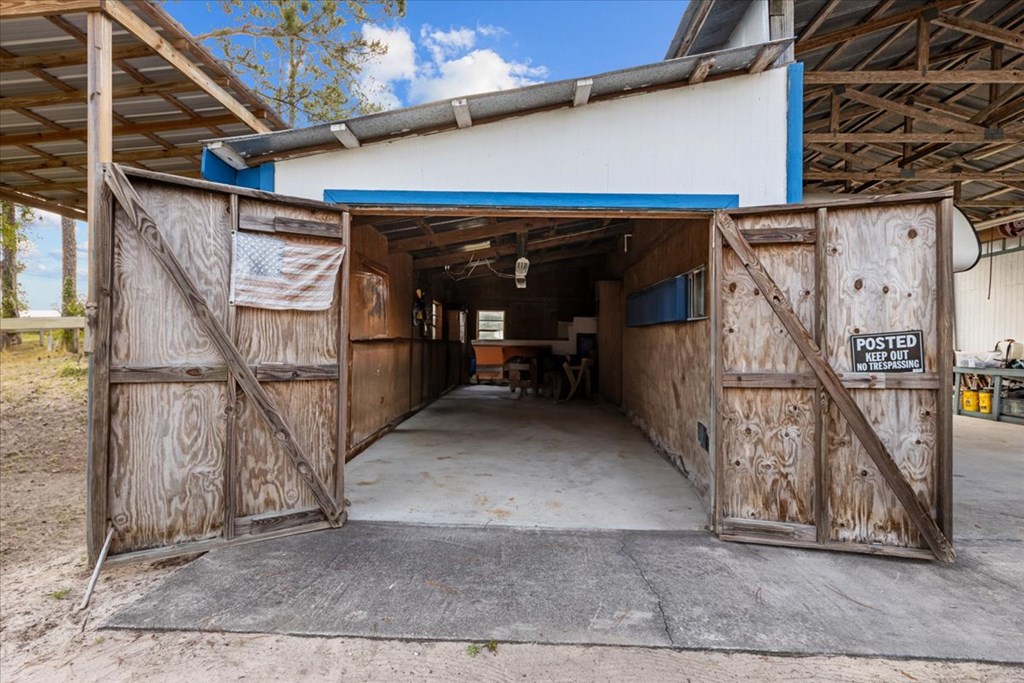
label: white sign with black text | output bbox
[849,330,925,373]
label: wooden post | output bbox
[769,0,795,63]
[336,213,351,503]
[223,194,239,539]
[935,199,955,540]
[85,10,113,565]
[710,217,723,533]
[813,208,830,544]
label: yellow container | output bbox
[979,390,993,414]
[962,389,979,412]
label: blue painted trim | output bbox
[200,148,236,185]
[323,189,739,210]
[786,61,804,204]
[200,148,275,192]
[236,162,275,192]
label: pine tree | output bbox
[200,0,406,127]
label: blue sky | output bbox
[20,0,685,310]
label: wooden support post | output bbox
[223,194,239,539]
[991,45,1004,107]
[935,199,954,540]
[769,0,795,63]
[336,213,351,501]
[813,208,830,544]
[715,211,955,563]
[85,9,113,565]
[915,15,930,73]
[710,218,723,532]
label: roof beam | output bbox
[205,142,248,171]
[390,217,564,253]
[688,57,715,85]
[796,0,971,54]
[0,0,102,18]
[0,43,155,71]
[0,186,87,220]
[806,132,1023,143]
[797,0,843,47]
[748,42,787,75]
[837,87,987,133]
[669,0,714,59]
[103,0,270,133]
[0,113,245,146]
[0,145,205,173]
[805,70,1024,85]
[414,224,628,270]
[452,98,472,129]
[572,78,593,107]
[330,123,361,149]
[932,12,1024,51]
[0,80,205,110]
[805,170,1024,182]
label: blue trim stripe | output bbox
[786,61,804,204]
[200,148,275,192]
[323,189,738,210]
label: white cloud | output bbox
[359,25,417,110]
[410,49,547,104]
[356,22,547,111]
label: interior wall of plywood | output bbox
[597,281,623,404]
[954,244,1024,353]
[348,224,457,453]
[620,218,712,506]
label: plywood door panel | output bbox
[824,205,938,372]
[110,182,231,365]
[108,383,227,553]
[828,389,937,548]
[720,388,816,525]
[234,380,338,517]
[720,245,816,374]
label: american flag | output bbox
[230,232,345,311]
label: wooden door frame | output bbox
[710,191,954,562]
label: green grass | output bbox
[58,363,87,379]
[48,588,71,601]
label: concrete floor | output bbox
[952,415,1023,541]
[346,385,709,531]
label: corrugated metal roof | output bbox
[205,39,794,165]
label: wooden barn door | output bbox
[711,194,954,562]
[88,165,351,565]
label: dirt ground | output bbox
[1,338,1021,682]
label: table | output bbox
[953,366,1024,426]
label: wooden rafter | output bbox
[932,11,1024,51]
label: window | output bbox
[476,310,505,340]
[688,266,706,320]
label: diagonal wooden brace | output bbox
[103,163,344,527]
[715,211,954,563]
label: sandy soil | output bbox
[1,340,1020,682]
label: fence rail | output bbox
[0,316,86,332]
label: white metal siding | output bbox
[725,1,770,50]
[275,68,789,207]
[954,245,1024,352]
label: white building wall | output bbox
[954,243,1024,352]
[275,67,789,208]
[725,1,770,50]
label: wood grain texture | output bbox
[105,167,343,533]
[716,209,952,561]
[351,341,411,446]
[622,219,712,506]
[234,381,337,517]
[720,388,816,525]
[823,205,938,372]
[107,383,226,553]
[828,390,937,548]
[721,217,817,375]
[110,180,231,365]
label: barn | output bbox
[85,22,961,567]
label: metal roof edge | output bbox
[203,38,794,167]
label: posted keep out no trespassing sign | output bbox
[849,330,925,373]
